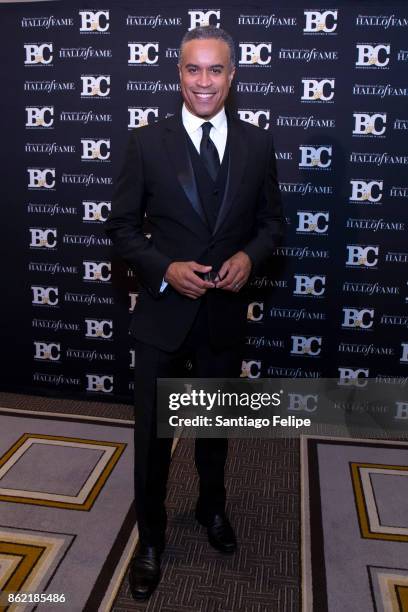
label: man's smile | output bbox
[193,92,216,98]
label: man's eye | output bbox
[188,68,197,73]
[212,68,221,74]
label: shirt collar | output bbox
[182,104,227,136]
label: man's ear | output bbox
[229,66,236,84]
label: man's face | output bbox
[178,38,235,119]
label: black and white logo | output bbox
[27,168,56,189]
[82,201,111,222]
[338,367,369,386]
[353,112,387,135]
[299,145,332,168]
[188,10,221,30]
[342,308,374,329]
[291,336,322,356]
[85,374,113,392]
[239,43,272,65]
[83,261,111,281]
[349,180,383,203]
[293,275,326,296]
[80,75,110,97]
[303,10,338,34]
[128,43,159,64]
[301,78,335,101]
[79,10,110,33]
[237,109,270,129]
[247,302,264,321]
[296,211,329,233]
[346,245,379,267]
[85,319,113,338]
[26,106,54,128]
[34,341,61,361]
[29,228,57,249]
[24,43,53,65]
[81,139,110,160]
[241,360,262,378]
[128,107,159,128]
[356,44,390,67]
[31,286,59,306]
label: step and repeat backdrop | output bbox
[2,0,408,402]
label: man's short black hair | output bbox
[179,25,236,67]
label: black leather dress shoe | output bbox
[196,512,237,554]
[129,543,162,600]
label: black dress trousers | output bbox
[133,297,242,547]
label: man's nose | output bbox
[197,70,212,87]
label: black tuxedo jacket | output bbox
[105,112,284,351]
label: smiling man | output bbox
[179,35,233,118]
[106,26,284,600]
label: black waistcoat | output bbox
[185,130,230,232]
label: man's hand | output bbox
[164,261,215,299]
[216,251,252,292]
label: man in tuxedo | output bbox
[106,25,284,600]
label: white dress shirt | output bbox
[182,104,228,162]
[160,106,228,292]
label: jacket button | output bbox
[213,189,219,196]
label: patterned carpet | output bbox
[0,393,300,611]
[0,398,137,611]
[302,436,408,612]
[112,437,300,612]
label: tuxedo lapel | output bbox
[162,113,248,237]
[213,116,247,236]
[162,116,208,230]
